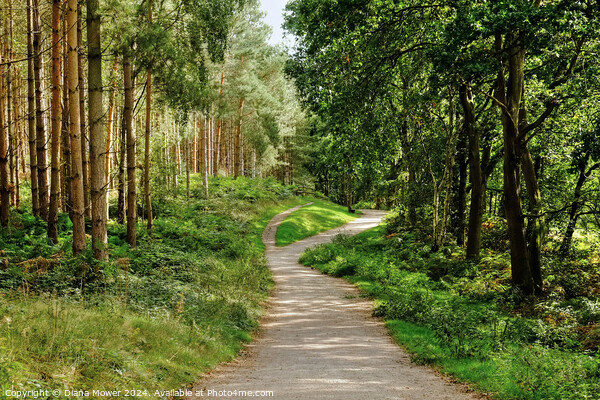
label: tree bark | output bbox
[67,0,86,255]
[235,98,244,178]
[521,141,544,293]
[0,47,9,226]
[453,128,467,246]
[5,3,15,209]
[61,5,71,216]
[460,84,484,260]
[201,115,209,197]
[88,0,107,259]
[48,0,63,242]
[496,33,534,295]
[124,53,136,247]
[144,0,153,232]
[78,5,90,219]
[32,0,48,221]
[11,54,21,209]
[117,109,126,224]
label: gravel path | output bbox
[192,206,479,400]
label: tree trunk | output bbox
[27,0,39,217]
[88,0,107,260]
[144,67,153,231]
[453,128,467,246]
[78,6,90,219]
[145,2,153,232]
[5,3,15,209]
[496,33,534,295]
[124,53,136,247]
[117,109,126,224]
[235,98,244,178]
[201,115,209,197]
[461,84,484,260]
[11,58,21,209]
[48,0,63,242]
[61,7,71,216]
[0,49,9,226]
[521,142,544,293]
[33,0,48,220]
[67,0,86,255]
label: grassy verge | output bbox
[275,198,359,246]
[0,176,300,399]
[299,223,600,400]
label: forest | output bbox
[1,0,600,399]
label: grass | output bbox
[299,221,600,400]
[0,176,302,399]
[275,198,359,246]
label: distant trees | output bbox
[0,0,309,258]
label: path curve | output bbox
[192,208,479,400]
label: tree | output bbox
[32,0,48,221]
[67,0,86,255]
[123,52,136,248]
[0,34,9,227]
[144,0,153,232]
[88,0,107,259]
[26,0,39,218]
[48,0,63,242]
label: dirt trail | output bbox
[192,207,479,400]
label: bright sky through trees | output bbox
[259,0,289,45]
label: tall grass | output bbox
[0,176,303,398]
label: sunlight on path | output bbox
[191,208,479,400]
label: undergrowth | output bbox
[299,215,600,400]
[0,176,305,398]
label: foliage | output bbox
[299,222,600,399]
[0,177,302,396]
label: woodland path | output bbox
[192,205,479,400]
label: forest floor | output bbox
[192,207,479,400]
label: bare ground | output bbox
[191,206,480,400]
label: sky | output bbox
[259,0,291,46]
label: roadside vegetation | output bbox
[275,199,358,246]
[300,212,600,400]
[0,177,304,398]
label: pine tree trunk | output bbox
[61,7,71,215]
[5,4,15,209]
[11,62,21,209]
[67,0,86,255]
[144,68,153,230]
[48,0,63,243]
[185,141,190,200]
[78,7,90,219]
[145,0,153,231]
[234,98,244,178]
[106,60,118,192]
[33,0,48,221]
[200,115,208,197]
[117,109,126,224]
[27,0,39,217]
[0,47,9,226]
[124,53,136,247]
[87,0,107,259]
